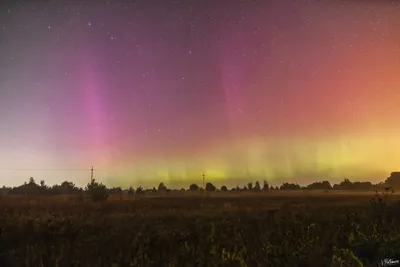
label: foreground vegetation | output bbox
[1,190,400,267]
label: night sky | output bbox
[1,1,400,188]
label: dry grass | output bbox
[1,190,396,216]
[1,190,399,266]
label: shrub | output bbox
[85,179,109,202]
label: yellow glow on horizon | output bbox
[103,129,400,187]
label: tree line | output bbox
[1,172,400,200]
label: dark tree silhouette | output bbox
[2,171,398,197]
[254,181,261,191]
[85,179,108,202]
[205,182,216,191]
[263,180,269,191]
[306,181,332,190]
[128,186,135,195]
[136,186,144,194]
[158,182,167,192]
[280,183,300,190]
[334,178,353,190]
[331,179,374,191]
[189,183,200,191]
[10,177,45,195]
[49,181,80,195]
[61,181,78,192]
[385,172,400,191]
[220,185,228,192]
[247,182,253,191]
[108,187,122,194]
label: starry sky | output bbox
[1,0,400,188]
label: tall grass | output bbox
[0,191,399,266]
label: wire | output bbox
[0,168,122,172]
[0,168,90,171]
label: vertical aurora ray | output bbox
[218,28,246,135]
[77,46,111,168]
[82,59,103,150]
[218,32,253,179]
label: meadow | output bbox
[1,190,400,267]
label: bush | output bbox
[85,179,109,202]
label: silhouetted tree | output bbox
[220,185,228,192]
[205,182,216,191]
[108,187,122,194]
[9,177,46,195]
[128,186,135,195]
[385,172,400,191]
[307,181,332,190]
[280,183,300,190]
[85,179,108,202]
[136,186,144,194]
[247,182,253,191]
[332,178,371,190]
[189,183,200,192]
[48,181,80,195]
[263,180,269,191]
[352,181,374,191]
[338,178,353,190]
[40,180,45,187]
[158,182,167,192]
[61,181,78,193]
[254,181,261,191]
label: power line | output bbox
[0,168,91,171]
[0,168,121,172]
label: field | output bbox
[1,191,400,267]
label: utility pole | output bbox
[90,166,94,183]
[202,172,205,189]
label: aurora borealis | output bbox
[1,1,400,188]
